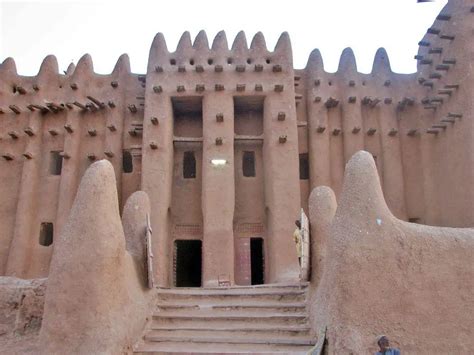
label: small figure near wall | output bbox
[375,335,400,355]
[293,220,302,266]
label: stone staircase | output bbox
[132,282,316,354]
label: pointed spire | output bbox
[250,32,267,50]
[73,54,94,78]
[176,31,193,54]
[193,30,209,51]
[231,31,248,51]
[306,49,325,74]
[0,57,17,74]
[112,54,131,76]
[66,62,76,75]
[212,31,228,51]
[274,32,292,54]
[37,55,59,78]
[372,48,391,74]
[148,33,169,70]
[337,47,357,73]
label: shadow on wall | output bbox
[308,151,474,354]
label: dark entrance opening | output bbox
[250,238,264,285]
[174,240,202,287]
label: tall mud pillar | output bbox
[5,57,57,277]
[263,33,300,283]
[201,94,235,286]
[306,50,331,190]
[142,34,174,286]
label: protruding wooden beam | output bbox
[384,80,391,87]
[215,84,224,91]
[444,84,459,89]
[16,86,27,95]
[23,152,33,160]
[87,153,96,161]
[60,152,70,159]
[24,127,35,136]
[48,129,59,136]
[195,84,205,92]
[155,66,163,73]
[442,59,456,65]
[128,104,138,113]
[153,85,162,93]
[149,142,158,150]
[426,129,439,135]
[274,84,284,92]
[88,129,97,137]
[367,128,377,136]
[420,59,432,65]
[107,124,116,132]
[325,97,339,108]
[277,112,286,121]
[348,96,356,103]
[427,28,440,35]
[104,151,114,158]
[447,112,462,118]
[195,65,204,73]
[433,124,447,129]
[111,81,118,88]
[254,64,263,72]
[215,137,223,145]
[32,84,39,91]
[439,34,455,40]
[314,79,320,86]
[388,128,398,136]
[255,84,263,92]
[316,126,326,133]
[9,105,21,114]
[429,73,442,79]
[236,84,246,92]
[70,83,78,90]
[108,101,116,108]
[87,96,105,108]
[441,118,455,123]
[278,135,287,143]
[429,48,443,54]
[314,96,321,103]
[216,113,224,122]
[418,41,430,47]
[332,128,341,136]
[2,153,14,161]
[150,116,159,125]
[8,131,19,139]
[436,14,451,21]
[352,127,361,134]
[436,64,450,71]
[64,124,74,133]
[407,129,418,136]
[215,65,223,73]
[236,65,246,73]
[73,101,87,110]
[272,64,282,72]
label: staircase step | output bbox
[143,332,315,345]
[155,302,306,313]
[156,287,306,297]
[150,318,309,328]
[134,341,315,354]
[153,310,307,319]
[145,329,310,340]
[150,323,311,333]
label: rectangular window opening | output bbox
[122,150,133,173]
[172,96,203,138]
[242,151,256,177]
[183,151,196,179]
[250,238,264,285]
[174,240,202,287]
[299,153,309,180]
[50,151,63,175]
[39,222,53,246]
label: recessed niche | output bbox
[172,96,203,138]
[234,96,264,136]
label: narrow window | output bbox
[39,222,53,246]
[122,150,133,173]
[242,151,256,177]
[50,151,63,175]
[409,217,420,224]
[299,153,309,180]
[183,151,196,179]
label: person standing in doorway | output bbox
[293,220,302,266]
